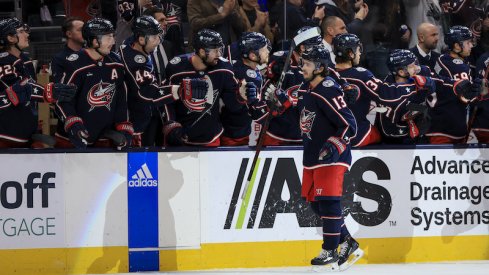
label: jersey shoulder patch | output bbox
[170,56,181,65]
[453,58,463,65]
[0,52,8,58]
[246,69,257,78]
[323,79,335,87]
[355,67,367,72]
[273,51,285,57]
[66,53,79,61]
[134,54,146,64]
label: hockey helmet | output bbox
[193,29,224,51]
[238,32,271,58]
[444,25,473,50]
[387,49,418,75]
[301,44,331,70]
[132,15,163,37]
[295,26,322,49]
[0,18,25,47]
[82,18,114,47]
[332,33,362,58]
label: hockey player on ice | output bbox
[297,45,363,271]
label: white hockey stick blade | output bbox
[311,262,340,272]
[339,248,364,271]
[293,26,321,46]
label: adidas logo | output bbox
[128,163,158,187]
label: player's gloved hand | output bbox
[318,136,347,163]
[412,75,436,94]
[453,79,479,103]
[163,120,187,146]
[115,121,134,150]
[5,78,33,106]
[44,82,77,103]
[64,116,89,149]
[264,83,288,106]
[266,57,285,82]
[179,78,208,101]
[245,82,259,105]
[341,83,359,105]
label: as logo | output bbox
[224,157,393,229]
[87,80,116,111]
[128,163,158,187]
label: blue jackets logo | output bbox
[128,163,158,187]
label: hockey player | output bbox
[379,49,436,143]
[430,25,476,144]
[54,18,133,149]
[298,45,362,271]
[333,33,435,147]
[164,29,242,147]
[51,17,84,83]
[225,32,270,145]
[120,15,207,146]
[262,26,323,146]
[0,18,76,148]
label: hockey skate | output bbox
[338,235,364,271]
[311,248,339,272]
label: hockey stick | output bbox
[240,27,321,200]
[464,78,488,143]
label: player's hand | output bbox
[264,83,288,106]
[412,75,435,94]
[179,78,208,101]
[318,136,347,163]
[115,121,134,150]
[44,82,77,103]
[64,116,89,149]
[5,78,33,106]
[245,82,259,105]
[266,58,285,82]
[163,120,187,146]
[341,83,359,105]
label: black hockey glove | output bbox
[114,121,134,150]
[64,116,89,149]
[341,83,359,105]
[5,78,33,106]
[266,57,285,82]
[318,137,347,164]
[163,120,187,146]
[245,82,259,105]
[44,82,77,103]
[179,78,208,101]
[453,79,479,102]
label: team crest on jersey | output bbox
[134,55,146,63]
[453,58,463,65]
[355,67,366,72]
[87,80,116,111]
[323,79,334,87]
[300,107,316,140]
[170,56,181,64]
[67,53,79,61]
[246,69,257,78]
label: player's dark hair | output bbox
[62,17,84,39]
[142,6,165,17]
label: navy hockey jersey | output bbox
[265,50,304,143]
[337,66,418,146]
[0,51,45,142]
[55,49,129,143]
[165,54,240,145]
[429,54,471,139]
[120,40,176,133]
[298,76,357,169]
[51,45,77,83]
